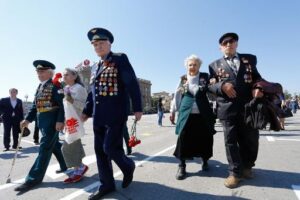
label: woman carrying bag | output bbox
[61,68,88,183]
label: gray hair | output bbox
[65,68,84,86]
[184,54,202,68]
[47,69,54,77]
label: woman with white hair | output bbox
[170,54,216,180]
[61,68,88,183]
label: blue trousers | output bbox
[93,122,135,190]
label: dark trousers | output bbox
[3,117,21,149]
[25,128,67,184]
[123,123,131,151]
[33,121,39,143]
[221,117,259,177]
[93,122,135,190]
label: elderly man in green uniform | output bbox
[15,60,67,192]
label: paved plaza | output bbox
[0,113,300,200]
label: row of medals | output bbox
[98,67,118,96]
[36,85,53,110]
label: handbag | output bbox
[64,101,85,144]
[128,120,141,147]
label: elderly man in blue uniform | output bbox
[208,33,264,188]
[81,27,142,200]
[15,60,67,192]
[0,88,24,151]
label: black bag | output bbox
[283,107,293,118]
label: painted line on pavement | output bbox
[276,138,300,142]
[0,178,25,190]
[266,136,275,142]
[292,185,300,200]
[60,144,176,200]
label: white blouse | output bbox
[170,72,200,114]
[64,83,88,115]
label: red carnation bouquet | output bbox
[53,73,64,88]
[128,120,141,147]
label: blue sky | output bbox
[1,0,299,101]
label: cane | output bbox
[6,127,25,183]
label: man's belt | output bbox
[37,106,59,113]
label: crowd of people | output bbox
[0,29,299,199]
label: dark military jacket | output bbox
[26,79,65,128]
[208,53,262,120]
[83,51,142,126]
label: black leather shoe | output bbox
[122,164,135,188]
[56,168,67,174]
[202,161,209,171]
[12,146,22,150]
[14,182,39,192]
[127,147,132,155]
[88,187,115,200]
[176,166,186,180]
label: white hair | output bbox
[184,54,202,68]
[47,69,55,77]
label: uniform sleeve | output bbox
[82,91,93,117]
[72,85,88,113]
[53,87,65,123]
[0,98,4,115]
[250,55,262,82]
[25,100,37,123]
[119,54,142,112]
[208,64,225,96]
[170,80,182,114]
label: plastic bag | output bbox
[64,101,85,144]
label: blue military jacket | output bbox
[208,53,262,120]
[83,52,142,126]
[25,79,65,128]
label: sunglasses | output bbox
[221,39,236,46]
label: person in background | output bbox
[61,68,89,183]
[157,97,164,126]
[0,88,24,151]
[170,54,215,180]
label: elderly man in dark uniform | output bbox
[208,33,263,188]
[81,27,142,200]
[15,60,67,192]
[0,88,24,151]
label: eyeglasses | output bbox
[221,39,236,46]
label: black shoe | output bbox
[34,142,40,145]
[202,161,209,171]
[12,146,22,150]
[88,187,116,200]
[127,147,132,155]
[56,168,67,174]
[14,182,39,192]
[176,166,186,180]
[122,164,135,188]
[3,148,9,152]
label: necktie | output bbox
[227,56,238,75]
